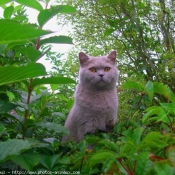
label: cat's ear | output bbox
[79,52,90,66]
[107,50,117,64]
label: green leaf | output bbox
[6,91,15,102]
[140,132,167,150]
[89,150,116,168]
[142,132,162,141]
[0,139,39,162]
[153,82,167,96]
[3,5,14,19]
[38,5,76,27]
[18,46,42,62]
[154,82,175,102]
[7,41,29,50]
[40,36,73,46]
[99,140,118,152]
[0,123,5,135]
[67,99,74,111]
[8,113,24,124]
[167,88,175,102]
[36,122,69,135]
[104,28,116,37]
[32,77,75,89]
[120,141,138,159]
[0,63,47,86]
[102,156,116,174]
[0,100,17,114]
[133,127,144,146]
[0,0,12,6]
[142,106,167,123]
[11,151,40,171]
[168,147,175,167]
[41,154,60,170]
[122,81,145,92]
[154,161,175,175]
[79,140,88,154]
[0,44,6,54]
[0,19,52,44]
[16,0,43,11]
[145,81,154,101]
[160,103,175,112]
[136,152,153,175]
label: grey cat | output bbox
[62,51,118,142]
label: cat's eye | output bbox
[89,68,96,73]
[104,67,110,72]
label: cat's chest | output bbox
[75,86,117,111]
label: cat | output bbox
[62,51,118,142]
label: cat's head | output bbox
[78,51,118,90]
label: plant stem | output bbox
[22,27,41,139]
[79,156,86,172]
[22,78,33,140]
[117,158,133,175]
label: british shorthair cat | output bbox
[62,51,118,142]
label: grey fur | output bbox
[62,51,118,142]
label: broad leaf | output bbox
[120,141,138,159]
[122,81,145,92]
[7,41,30,50]
[133,127,144,146]
[99,140,118,152]
[40,154,60,170]
[0,19,52,44]
[0,63,47,86]
[0,100,17,114]
[0,0,12,6]
[18,46,42,62]
[0,123,5,135]
[40,36,73,46]
[142,106,167,123]
[145,81,154,101]
[32,77,75,89]
[89,150,116,168]
[160,103,175,113]
[38,5,76,27]
[154,161,175,175]
[168,146,175,167]
[36,122,69,135]
[3,5,14,19]
[154,82,175,102]
[6,91,15,102]
[104,28,116,37]
[142,132,162,141]
[16,0,43,11]
[0,139,39,162]
[140,132,167,150]
[102,156,116,174]
[136,152,153,175]
[8,113,24,124]
[0,44,6,54]
[11,151,40,170]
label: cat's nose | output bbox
[99,74,104,77]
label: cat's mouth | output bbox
[98,78,106,84]
[99,78,105,82]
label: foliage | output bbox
[55,0,175,174]
[57,0,175,89]
[0,0,76,172]
[0,0,175,175]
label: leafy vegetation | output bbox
[0,0,175,175]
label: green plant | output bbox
[0,0,76,171]
[1,0,175,174]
